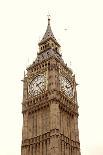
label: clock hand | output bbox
[36,82,44,92]
[36,81,42,86]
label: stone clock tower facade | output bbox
[21,18,81,155]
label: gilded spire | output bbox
[38,17,60,46]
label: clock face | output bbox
[28,74,45,96]
[60,75,73,97]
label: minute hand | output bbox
[36,82,43,92]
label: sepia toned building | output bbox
[21,17,81,155]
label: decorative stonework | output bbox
[21,18,81,155]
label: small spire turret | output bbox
[38,17,60,47]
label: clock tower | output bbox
[21,17,81,155]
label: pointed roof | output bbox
[38,17,60,46]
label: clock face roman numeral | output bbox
[60,75,73,97]
[28,74,46,96]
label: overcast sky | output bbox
[0,0,103,155]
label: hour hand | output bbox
[36,81,42,86]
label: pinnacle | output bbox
[39,18,59,46]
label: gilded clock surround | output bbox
[28,72,47,96]
[21,18,81,155]
[60,75,73,97]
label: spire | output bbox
[38,17,60,46]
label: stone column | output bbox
[61,111,63,134]
[43,140,46,155]
[77,149,81,155]
[71,147,73,155]
[30,145,33,155]
[21,146,24,155]
[49,135,56,155]
[33,144,36,155]
[68,114,71,139]
[22,112,28,140]
[28,113,33,139]
[74,115,79,142]
[61,140,64,155]
[65,142,67,155]
[33,112,37,137]
[66,143,69,155]
[69,145,71,155]
[26,146,29,155]
[36,143,39,155]
[74,147,77,155]
[37,110,39,136]
[39,141,42,155]
[49,101,60,155]
[47,138,50,155]
[50,102,60,130]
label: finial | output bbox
[47,14,51,25]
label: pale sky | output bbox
[0,0,103,155]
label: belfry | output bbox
[21,17,81,155]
